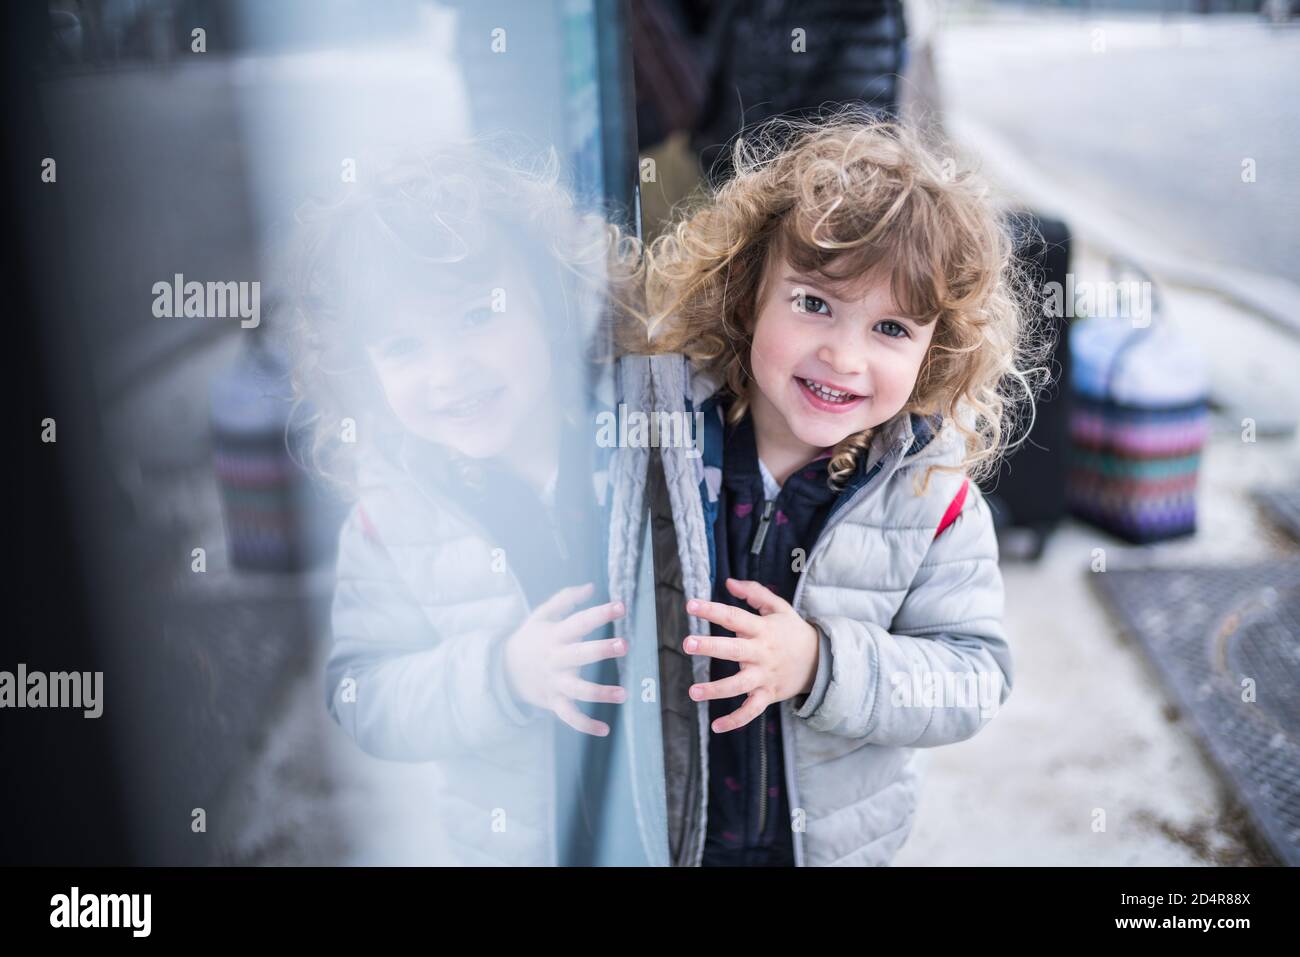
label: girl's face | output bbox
[365,275,554,460]
[748,252,936,451]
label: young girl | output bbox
[283,146,647,865]
[641,113,1043,866]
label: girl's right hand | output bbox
[502,582,629,736]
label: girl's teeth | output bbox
[443,389,498,416]
[802,378,857,403]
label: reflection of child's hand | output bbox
[503,582,629,737]
[682,578,820,734]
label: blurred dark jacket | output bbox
[634,0,908,184]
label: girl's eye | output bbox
[876,320,910,339]
[796,293,831,316]
[462,305,496,329]
[379,336,422,359]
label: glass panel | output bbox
[10,0,660,865]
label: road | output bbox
[936,9,1300,284]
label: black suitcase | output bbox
[978,210,1072,561]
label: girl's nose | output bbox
[817,340,867,380]
[423,352,476,401]
[426,369,477,405]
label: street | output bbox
[936,8,1299,283]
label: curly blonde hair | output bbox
[640,110,1049,492]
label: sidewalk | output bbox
[897,252,1299,866]
[894,68,1300,867]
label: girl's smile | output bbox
[364,268,558,470]
[428,383,508,421]
[794,375,869,413]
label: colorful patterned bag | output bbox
[1066,262,1210,543]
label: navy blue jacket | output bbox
[701,394,841,866]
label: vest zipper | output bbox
[749,498,775,840]
[750,500,775,555]
[757,712,769,839]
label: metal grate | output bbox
[1253,486,1300,541]
[1093,560,1300,866]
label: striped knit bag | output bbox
[1066,265,1209,543]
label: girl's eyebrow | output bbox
[783,273,834,294]
[783,274,856,306]
[783,271,876,304]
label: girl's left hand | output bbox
[683,578,820,733]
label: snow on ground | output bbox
[894,239,1299,868]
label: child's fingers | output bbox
[555,600,626,643]
[685,598,758,635]
[724,578,785,615]
[554,637,627,668]
[533,582,596,622]
[711,693,769,734]
[682,634,755,664]
[688,670,758,702]
[550,695,610,737]
[558,674,627,705]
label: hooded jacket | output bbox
[651,352,1013,866]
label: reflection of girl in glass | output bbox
[282,145,644,864]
